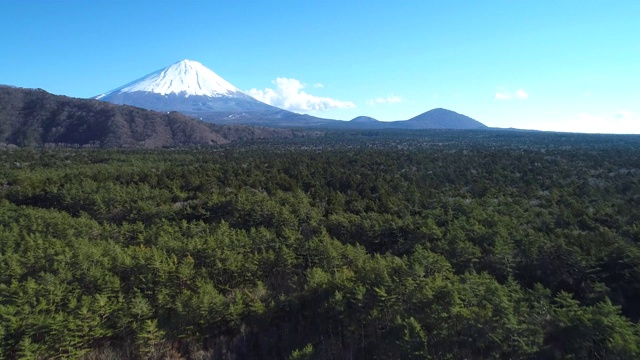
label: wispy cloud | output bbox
[246,78,355,112]
[367,94,404,106]
[495,88,528,100]
[515,89,528,99]
[313,83,324,88]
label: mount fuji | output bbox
[95,59,243,99]
[95,59,327,126]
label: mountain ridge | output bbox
[0,86,307,148]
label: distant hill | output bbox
[350,116,380,123]
[0,86,305,148]
[397,108,488,129]
[321,109,487,130]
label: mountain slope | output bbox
[0,86,304,147]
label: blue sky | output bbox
[1,0,639,133]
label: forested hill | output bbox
[0,86,308,148]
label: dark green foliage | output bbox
[1,131,640,359]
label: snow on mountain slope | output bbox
[95,59,241,99]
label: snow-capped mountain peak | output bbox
[96,59,241,99]
[94,59,280,116]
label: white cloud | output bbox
[495,88,529,100]
[313,83,324,88]
[367,94,404,106]
[246,78,355,112]
[515,89,528,99]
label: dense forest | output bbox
[1,130,640,359]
